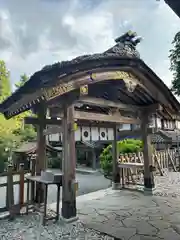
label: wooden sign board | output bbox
[43,71,139,101]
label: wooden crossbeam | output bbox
[24,117,61,125]
[77,97,161,113]
[77,97,139,112]
[24,110,140,126]
[118,128,153,137]
[74,111,140,124]
[43,126,62,135]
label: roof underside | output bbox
[165,0,180,18]
[1,31,180,119]
[14,141,61,154]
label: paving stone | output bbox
[86,222,136,239]
[123,219,158,235]
[148,219,171,230]
[158,228,180,240]
[130,235,162,240]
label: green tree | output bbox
[0,60,21,172]
[13,73,36,142]
[15,73,29,88]
[169,32,180,95]
[0,60,11,102]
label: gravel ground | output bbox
[0,213,114,240]
[1,171,180,239]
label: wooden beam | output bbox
[118,128,153,137]
[143,103,162,113]
[74,111,140,124]
[77,97,139,112]
[25,110,140,125]
[77,97,162,113]
[24,117,62,125]
[43,126,62,135]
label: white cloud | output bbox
[0,0,179,91]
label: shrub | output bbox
[100,139,143,178]
[48,156,62,169]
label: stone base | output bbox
[61,200,77,219]
[112,182,121,190]
[60,216,79,224]
[144,187,156,196]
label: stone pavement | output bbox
[74,189,180,239]
[2,172,180,239]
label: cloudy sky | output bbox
[0,0,180,91]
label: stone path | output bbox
[78,189,180,239]
[2,172,180,239]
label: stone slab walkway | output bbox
[75,189,180,239]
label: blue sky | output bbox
[0,0,179,92]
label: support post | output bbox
[141,111,155,194]
[31,159,36,202]
[92,149,96,170]
[19,163,24,210]
[61,105,77,222]
[35,104,47,203]
[7,165,15,219]
[112,125,120,189]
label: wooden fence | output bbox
[0,160,35,216]
[118,148,179,176]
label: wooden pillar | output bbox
[61,105,77,220]
[35,104,47,203]
[141,111,155,192]
[92,149,96,170]
[112,125,119,189]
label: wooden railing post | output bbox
[6,164,15,220]
[19,163,24,210]
[31,159,36,202]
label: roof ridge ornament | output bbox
[104,30,142,58]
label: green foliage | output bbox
[48,156,62,169]
[100,139,143,177]
[169,32,180,96]
[0,60,11,103]
[15,73,29,88]
[13,126,36,142]
[13,73,36,141]
[0,134,21,172]
[0,63,35,172]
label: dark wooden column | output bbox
[61,105,77,220]
[92,149,96,170]
[141,111,155,192]
[35,104,47,203]
[112,125,119,189]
